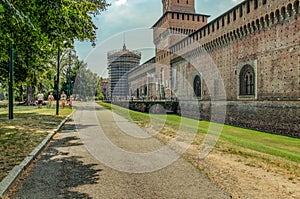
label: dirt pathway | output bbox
[11,102,230,198]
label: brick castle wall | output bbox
[169,0,300,136]
[127,0,300,136]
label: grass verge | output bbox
[98,101,300,177]
[0,106,73,181]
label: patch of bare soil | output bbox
[156,134,300,199]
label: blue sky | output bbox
[75,0,243,77]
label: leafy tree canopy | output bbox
[0,0,108,59]
[0,0,108,92]
[0,0,109,103]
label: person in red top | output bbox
[61,91,67,108]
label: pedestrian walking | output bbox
[37,91,44,108]
[61,91,67,108]
[69,95,73,107]
[47,92,54,108]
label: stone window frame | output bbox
[193,74,202,99]
[240,66,255,95]
[237,60,257,100]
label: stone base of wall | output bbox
[191,100,300,137]
[224,101,300,137]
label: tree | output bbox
[0,0,109,104]
[72,61,99,101]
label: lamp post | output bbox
[2,5,15,120]
[67,50,71,98]
[8,36,14,120]
[56,45,60,115]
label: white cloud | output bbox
[231,0,243,3]
[115,0,128,6]
[76,0,247,76]
[101,1,160,30]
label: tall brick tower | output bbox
[152,0,209,98]
[162,0,195,13]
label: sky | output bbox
[74,0,244,77]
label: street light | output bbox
[56,45,61,115]
[67,50,71,98]
[8,35,14,119]
[1,5,15,120]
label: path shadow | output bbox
[75,124,98,131]
[12,135,102,199]
[73,103,108,112]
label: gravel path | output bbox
[12,102,230,199]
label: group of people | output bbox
[37,91,73,108]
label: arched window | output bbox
[240,65,255,95]
[287,4,292,16]
[254,0,258,9]
[246,1,250,13]
[136,88,140,98]
[193,75,201,97]
[144,86,147,96]
[281,7,286,19]
[294,1,299,14]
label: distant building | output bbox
[128,57,156,100]
[107,44,141,100]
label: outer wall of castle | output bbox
[171,0,300,136]
[128,0,300,137]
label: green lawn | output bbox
[98,101,300,170]
[0,106,73,181]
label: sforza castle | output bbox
[108,0,300,137]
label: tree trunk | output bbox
[25,85,35,105]
[19,85,24,102]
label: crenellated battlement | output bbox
[153,11,209,48]
[170,0,300,58]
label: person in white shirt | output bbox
[37,91,44,108]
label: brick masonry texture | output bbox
[126,0,300,137]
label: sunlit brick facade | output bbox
[126,0,300,136]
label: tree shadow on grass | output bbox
[12,135,102,199]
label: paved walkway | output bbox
[12,102,230,199]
